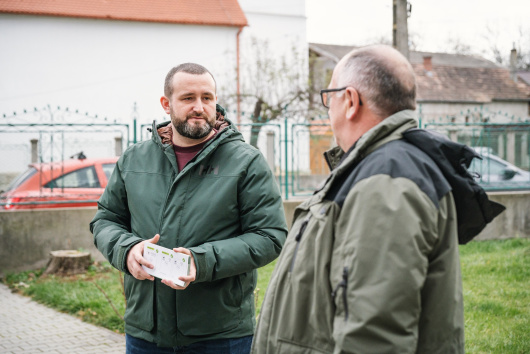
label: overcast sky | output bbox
[306,0,529,63]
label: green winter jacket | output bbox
[252,110,464,353]
[90,111,287,347]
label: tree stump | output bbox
[44,250,91,275]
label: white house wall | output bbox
[237,0,308,172]
[239,0,306,50]
[0,5,310,175]
[0,14,240,172]
[486,102,528,122]
[238,0,307,105]
[0,14,238,124]
[418,101,529,125]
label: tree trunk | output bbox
[250,124,263,149]
[44,250,91,275]
[250,99,264,148]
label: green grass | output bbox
[460,238,530,353]
[255,258,277,315]
[3,239,529,353]
[4,262,126,333]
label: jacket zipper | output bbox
[158,172,176,232]
[289,214,311,273]
[331,267,349,320]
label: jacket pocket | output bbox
[288,202,329,274]
[270,201,337,350]
[176,275,243,336]
[123,274,154,331]
[289,213,312,273]
[277,338,330,354]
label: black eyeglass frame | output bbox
[320,86,363,108]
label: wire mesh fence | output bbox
[2,106,529,207]
[421,121,530,191]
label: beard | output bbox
[171,111,215,140]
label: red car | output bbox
[0,156,118,210]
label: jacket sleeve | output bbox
[90,157,143,274]
[332,174,440,353]
[189,152,288,283]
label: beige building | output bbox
[308,43,530,170]
[309,43,530,124]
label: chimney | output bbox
[423,56,432,72]
[510,45,517,82]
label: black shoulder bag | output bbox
[402,128,506,244]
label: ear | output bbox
[160,96,170,114]
[344,88,361,122]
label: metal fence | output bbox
[422,121,530,191]
[0,106,130,208]
[268,118,530,198]
[0,106,131,167]
[2,107,529,206]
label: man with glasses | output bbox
[252,45,464,353]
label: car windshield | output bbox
[102,163,116,180]
[45,166,101,189]
[3,167,37,193]
[469,156,507,177]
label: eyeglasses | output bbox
[320,86,363,108]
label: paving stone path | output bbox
[0,283,125,353]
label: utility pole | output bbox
[393,0,410,60]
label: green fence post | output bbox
[133,118,137,145]
[418,103,422,128]
[284,117,289,200]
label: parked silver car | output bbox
[469,147,530,189]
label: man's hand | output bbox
[161,247,197,290]
[126,234,160,280]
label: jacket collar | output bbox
[151,104,233,149]
[149,104,242,175]
[310,110,418,203]
[324,110,418,171]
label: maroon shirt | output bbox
[172,130,217,172]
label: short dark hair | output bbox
[339,46,416,118]
[164,63,216,97]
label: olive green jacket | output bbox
[90,115,287,347]
[252,110,464,353]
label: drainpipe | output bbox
[237,26,243,125]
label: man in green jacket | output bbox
[90,63,287,353]
[252,45,464,353]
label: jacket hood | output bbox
[151,104,241,148]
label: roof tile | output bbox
[309,43,529,104]
[414,65,530,102]
[0,0,248,27]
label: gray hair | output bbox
[337,46,416,118]
[164,63,216,97]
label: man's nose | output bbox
[192,99,205,113]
